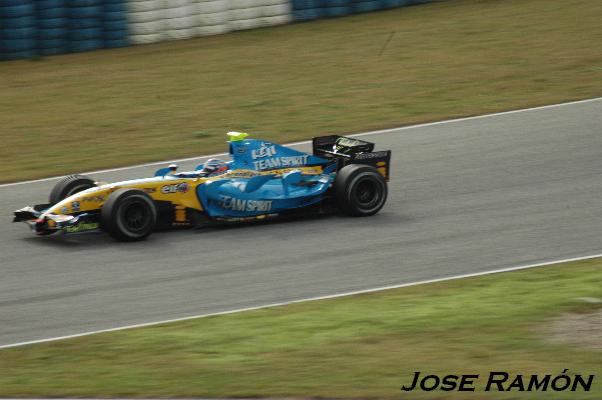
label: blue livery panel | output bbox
[229,139,329,171]
[197,170,332,218]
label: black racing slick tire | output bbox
[101,188,157,242]
[333,164,388,217]
[49,174,96,204]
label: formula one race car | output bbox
[14,132,391,241]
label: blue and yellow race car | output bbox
[14,132,391,241]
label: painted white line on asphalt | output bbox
[1,252,600,350]
[1,97,600,189]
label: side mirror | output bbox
[154,164,177,177]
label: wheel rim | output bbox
[354,177,381,210]
[121,201,152,234]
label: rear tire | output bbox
[101,189,157,241]
[333,164,387,216]
[49,174,96,204]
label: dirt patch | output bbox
[543,308,602,350]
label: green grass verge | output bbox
[1,259,600,398]
[1,0,601,182]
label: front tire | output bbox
[333,164,388,216]
[49,174,96,204]
[101,189,157,241]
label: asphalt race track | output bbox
[1,99,601,347]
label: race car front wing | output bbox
[13,205,100,235]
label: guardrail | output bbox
[0,0,431,61]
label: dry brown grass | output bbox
[1,0,601,182]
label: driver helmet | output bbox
[202,158,228,176]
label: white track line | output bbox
[1,97,600,189]
[1,253,600,350]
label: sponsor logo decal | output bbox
[71,201,80,212]
[253,155,309,170]
[219,195,272,212]
[60,206,69,214]
[226,170,258,178]
[354,151,388,160]
[251,143,277,159]
[64,222,99,233]
[161,183,189,194]
[226,168,318,178]
[81,195,105,202]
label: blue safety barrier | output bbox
[2,25,35,39]
[321,0,349,5]
[292,0,420,24]
[322,6,348,17]
[351,0,383,14]
[293,8,321,21]
[37,0,64,8]
[320,0,350,18]
[292,0,321,21]
[68,37,101,51]
[0,0,37,60]
[0,0,432,61]
[101,0,128,48]
[36,0,67,55]
[38,28,66,54]
[380,0,410,7]
[67,0,101,52]
[293,0,318,9]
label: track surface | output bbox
[1,99,601,347]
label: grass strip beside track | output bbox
[1,0,601,182]
[0,259,601,398]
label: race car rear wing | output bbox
[312,135,391,181]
